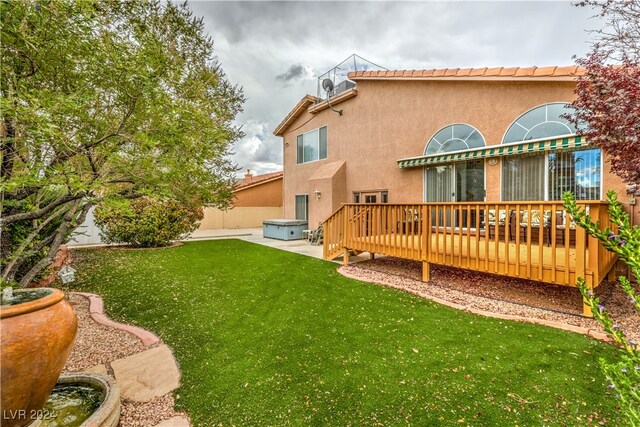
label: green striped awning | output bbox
[397,136,588,168]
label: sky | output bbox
[187,1,601,177]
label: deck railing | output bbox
[324,201,617,293]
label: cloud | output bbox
[276,64,315,84]
[187,1,603,176]
[231,119,282,175]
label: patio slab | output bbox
[189,228,257,240]
[190,228,374,263]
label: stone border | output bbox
[71,292,160,347]
[338,267,611,343]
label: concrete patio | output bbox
[188,228,372,263]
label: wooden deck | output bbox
[323,202,618,315]
[353,233,585,285]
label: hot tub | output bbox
[263,219,308,241]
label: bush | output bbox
[94,197,204,247]
[564,191,640,425]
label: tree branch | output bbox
[4,234,56,283]
[0,194,84,225]
[18,201,92,288]
[1,204,70,280]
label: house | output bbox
[198,170,283,230]
[274,65,636,315]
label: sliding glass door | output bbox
[425,161,484,227]
[425,165,454,202]
[502,154,545,201]
[425,161,484,203]
[455,160,484,202]
[501,149,601,201]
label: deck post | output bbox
[607,266,617,282]
[422,261,431,282]
[343,248,349,266]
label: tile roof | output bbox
[308,88,357,114]
[273,95,318,136]
[349,66,585,80]
[273,65,585,136]
[235,171,283,191]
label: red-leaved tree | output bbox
[569,0,640,187]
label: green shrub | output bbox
[564,190,640,425]
[94,197,203,248]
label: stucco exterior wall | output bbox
[197,175,283,230]
[307,161,346,228]
[280,79,638,227]
[199,206,283,229]
[233,177,283,207]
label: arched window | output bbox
[502,102,577,144]
[423,124,485,204]
[425,124,485,155]
[501,103,600,201]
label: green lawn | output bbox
[67,240,620,426]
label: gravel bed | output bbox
[64,294,145,371]
[63,294,187,427]
[341,257,640,341]
[119,395,177,427]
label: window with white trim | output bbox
[502,103,577,144]
[425,124,485,155]
[297,126,327,164]
[424,124,486,203]
[501,103,601,201]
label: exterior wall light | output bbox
[314,189,322,200]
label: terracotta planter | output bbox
[1,288,77,427]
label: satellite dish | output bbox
[322,78,334,93]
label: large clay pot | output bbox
[1,288,77,427]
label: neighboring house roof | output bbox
[235,171,283,192]
[348,65,586,81]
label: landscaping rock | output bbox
[65,295,146,371]
[339,258,638,343]
[85,363,109,377]
[153,416,191,427]
[111,345,180,402]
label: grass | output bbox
[67,239,620,426]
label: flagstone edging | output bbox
[71,292,160,347]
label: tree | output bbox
[569,0,640,186]
[1,1,244,287]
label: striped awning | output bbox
[397,136,588,168]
